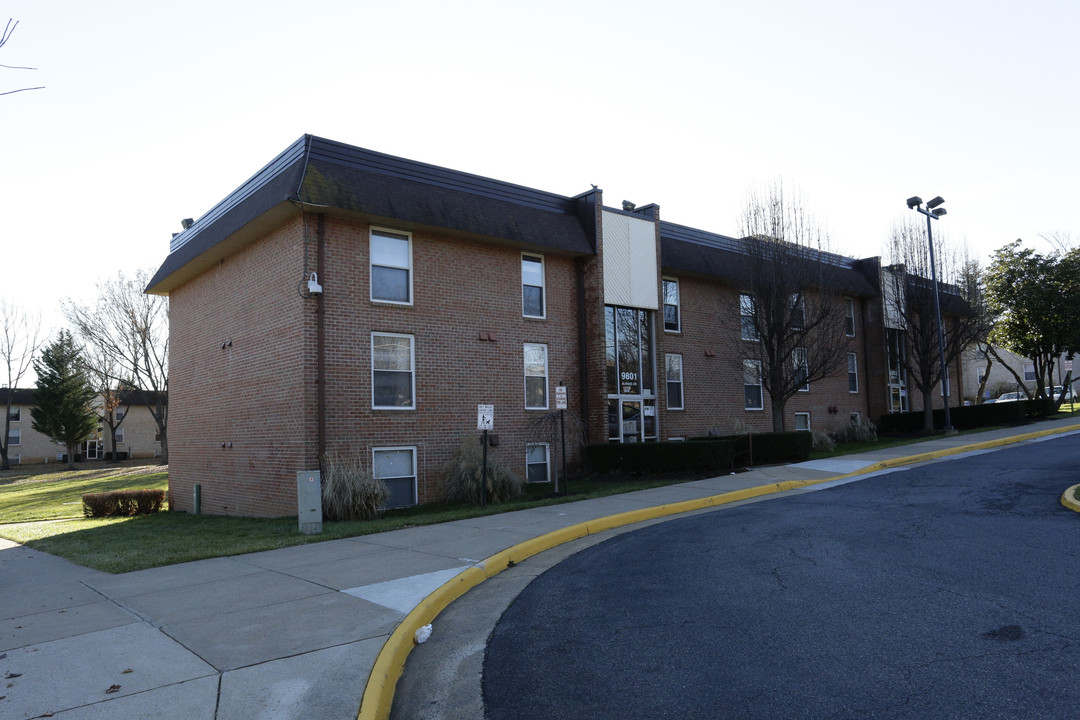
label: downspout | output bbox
[577,257,589,423]
[860,296,872,421]
[316,214,326,459]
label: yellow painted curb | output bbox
[1061,484,1080,513]
[357,421,1080,720]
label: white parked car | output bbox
[996,391,1024,402]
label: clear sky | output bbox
[4,0,1079,379]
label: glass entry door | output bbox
[607,398,658,443]
[605,305,658,443]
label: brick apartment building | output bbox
[146,136,964,517]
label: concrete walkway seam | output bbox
[355,422,1080,720]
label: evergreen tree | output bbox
[31,330,97,469]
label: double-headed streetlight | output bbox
[906,195,954,434]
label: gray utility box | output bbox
[297,470,323,535]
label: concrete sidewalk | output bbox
[3,418,1079,720]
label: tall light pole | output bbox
[906,195,954,434]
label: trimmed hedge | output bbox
[82,489,166,517]
[586,432,811,475]
[877,398,1054,434]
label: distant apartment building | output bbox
[3,388,164,465]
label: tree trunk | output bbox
[921,387,935,432]
[771,397,785,433]
[975,355,992,404]
[66,443,76,470]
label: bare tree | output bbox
[737,184,849,432]
[82,341,129,462]
[1,19,43,97]
[0,300,44,469]
[63,269,169,462]
[885,220,989,431]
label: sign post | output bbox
[477,404,494,509]
[555,385,568,496]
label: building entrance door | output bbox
[607,398,657,443]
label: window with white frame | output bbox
[665,353,683,410]
[115,427,125,444]
[526,443,550,483]
[370,228,412,304]
[794,347,809,391]
[663,278,680,332]
[372,333,415,409]
[373,447,417,508]
[8,428,20,446]
[844,298,856,337]
[524,343,548,409]
[740,294,758,341]
[795,412,811,431]
[848,352,859,393]
[1023,363,1036,382]
[744,359,763,410]
[7,407,20,422]
[115,407,125,421]
[522,253,545,318]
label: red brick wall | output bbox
[168,215,314,516]
[317,216,586,505]
[658,276,873,437]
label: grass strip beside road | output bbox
[0,472,690,574]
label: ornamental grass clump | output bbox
[811,429,836,453]
[441,436,524,505]
[321,448,390,521]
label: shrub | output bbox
[811,429,835,452]
[587,431,811,475]
[878,398,1050,434]
[442,436,524,504]
[833,417,878,443]
[82,489,166,517]
[321,448,390,521]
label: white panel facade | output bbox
[628,216,658,309]
[602,210,632,306]
[602,211,658,310]
[882,267,906,329]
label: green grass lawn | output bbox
[0,464,690,573]
[0,464,169,523]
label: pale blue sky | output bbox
[4,0,1079,355]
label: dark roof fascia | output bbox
[118,390,168,407]
[297,139,594,255]
[304,137,583,215]
[1,388,35,405]
[660,231,879,298]
[146,137,310,294]
[147,136,596,294]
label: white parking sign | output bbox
[477,404,494,430]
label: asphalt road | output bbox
[483,436,1080,720]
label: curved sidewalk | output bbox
[2,419,1079,720]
